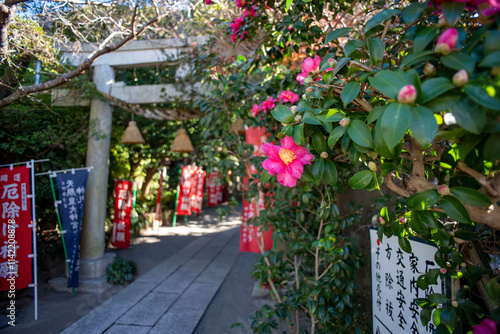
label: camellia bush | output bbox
[195,0,500,332]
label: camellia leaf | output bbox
[413,27,439,53]
[271,105,295,123]
[432,228,451,247]
[292,123,304,146]
[344,40,365,57]
[410,211,431,234]
[368,71,405,99]
[322,160,338,186]
[285,0,292,12]
[464,83,500,111]
[368,38,385,66]
[347,120,374,148]
[312,131,328,154]
[428,293,449,305]
[302,111,322,125]
[407,189,441,210]
[413,210,440,229]
[380,103,411,150]
[484,133,500,161]
[440,306,458,331]
[364,9,401,34]
[441,195,472,224]
[420,78,456,104]
[398,236,412,253]
[450,97,486,134]
[367,105,386,124]
[478,50,500,67]
[312,158,325,181]
[328,126,347,148]
[262,169,272,184]
[296,100,313,112]
[403,1,428,25]
[400,50,436,68]
[317,109,344,122]
[341,81,361,107]
[450,187,492,206]
[441,53,476,75]
[442,2,465,25]
[348,170,374,189]
[410,106,438,148]
[325,27,352,44]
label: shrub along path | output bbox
[0,205,264,334]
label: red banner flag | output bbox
[190,168,205,213]
[0,166,33,291]
[206,170,219,207]
[176,166,196,216]
[111,180,133,249]
[240,127,273,253]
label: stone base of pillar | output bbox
[48,253,116,294]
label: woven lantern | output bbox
[229,118,245,135]
[170,128,194,153]
[121,121,145,144]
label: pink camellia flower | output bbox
[435,28,458,55]
[262,136,314,187]
[340,118,351,128]
[243,6,257,17]
[235,0,246,8]
[438,184,451,196]
[241,31,248,40]
[296,72,309,85]
[473,318,498,334]
[205,0,212,4]
[453,69,469,87]
[231,16,245,33]
[231,32,238,43]
[296,55,322,85]
[251,104,261,117]
[259,96,278,113]
[398,85,417,104]
[278,91,299,104]
[440,268,447,274]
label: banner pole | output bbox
[49,176,76,298]
[172,167,182,228]
[131,183,137,248]
[29,160,38,320]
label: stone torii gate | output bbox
[51,37,205,292]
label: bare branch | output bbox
[457,162,499,197]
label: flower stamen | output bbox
[279,148,296,165]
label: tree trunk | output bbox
[141,166,158,199]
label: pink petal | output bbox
[302,57,315,73]
[261,143,281,160]
[277,172,298,187]
[286,160,304,179]
[262,158,285,175]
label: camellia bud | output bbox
[438,184,451,196]
[288,24,293,30]
[366,151,378,159]
[328,58,337,68]
[277,132,285,139]
[397,85,417,104]
[339,118,351,128]
[440,268,447,274]
[451,301,459,308]
[424,63,436,77]
[453,69,469,87]
[290,106,297,113]
[460,262,467,268]
[368,161,377,172]
[302,94,307,99]
[437,15,448,28]
[294,115,302,122]
[306,87,315,93]
[320,152,328,159]
[435,28,458,55]
[303,76,312,84]
[379,217,386,225]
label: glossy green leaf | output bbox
[464,83,500,110]
[410,106,438,148]
[364,9,401,34]
[398,236,412,253]
[432,228,451,247]
[322,160,338,186]
[285,0,292,12]
[420,78,455,104]
[301,165,316,183]
[325,27,352,44]
[367,105,386,124]
[479,50,500,67]
[403,1,428,25]
[312,158,325,181]
[442,1,465,25]
[413,210,440,229]
[344,40,365,57]
[292,123,304,146]
[271,105,295,123]
[440,306,457,331]
[410,211,430,234]
[368,71,404,99]
[380,162,397,175]
[302,111,322,125]
[407,189,440,210]
[450,97,486,134]
[262,169,272,184]
[368,38,385,66]
[328,126,346,148]
[441,195,472,224]
[428,293,449,304]
[312,131,328,154]
[400,50,436,68]
[441,53,476,74]
[348,170,374,189]
[341,82,360,107]
[457,300,483,314]
[450,187,491,206]
[329,57,351,77]
[413,27,439,53]
[380,103,411,150]
[347,120,373,148]
[317,109,344,122]
[296,100,313,112]
[484,133,500,161]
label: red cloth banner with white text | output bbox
[240,127,274,253]
[0,166,32,291]
[176,166,196,216]
[190,168,206,213]
[206,170,220,207]
[111,180,133,249]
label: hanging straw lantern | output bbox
[170,128,194,153]
[121,121,145,144]
[229,118,245,135]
